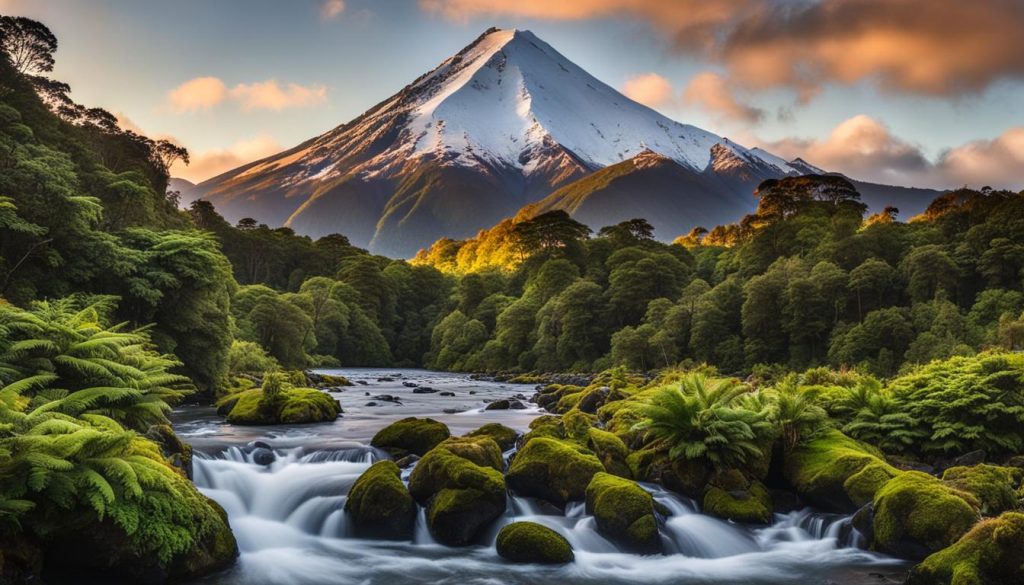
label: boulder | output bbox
[703,482,773,525]
[941,464,1023,516]
[907,511,1024,585]
[585,472,661,553]
[507,437,604,506]
[407,437,506,545]
[224,387,340,425]
[145,424,194,479]
[412,387,437,394]
[872,471,981,559]
[783,430,898,513]
[465,423,519,452]
[344,461,415,540]
[371,417,450,458]
[586,427,631,478]
[496,522,574,564]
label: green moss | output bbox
[371,417,450,457]
[521,415,566,443]
[553,391,583,414]
[562,411,596,443]
[407,440,506,546]
[345,461,415,540]
[496,521,574,564]
[508,374,548,385]
[907,511,1024,585]
[873,471,981,559]
[465,423,519,452]
[224,386,340,425]
[941,464,1023,516]
[507,437,604,506]
[844,463,899,508]
[587,428,631,478]
[703,482,773,524]
[585,472,661,553]
[627,449,665,482]
[784,430,899,512]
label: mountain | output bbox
[190,27,939,257]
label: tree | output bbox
[598,218,654,246]
[512,211,591,260]
[900,245,959,303]
[849,258,896,321]
[0,17,57,74]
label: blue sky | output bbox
[2,0,1022,188]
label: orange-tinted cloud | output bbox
[170,135,284,183]
[936,128,1024,189]
[167,76,227,112]
[229,80,327,112]
[621,73,674,108]
[421,0,1024,99]
[321,0,346,20]
[682,71,763,123]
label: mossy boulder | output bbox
[507,437,604,506]
[587,428,631,478]
[625,449,710,498]
[496,522,574,564]
[371,417,450,458]
[907,511,1024,585]
[345,461,415,540]
[223,387,340,425]
[784,430,899,512]
[585,472,661,553]
[407,438,506,546]
[703,481,773,525]
[872,471,981,559]
[941,464,1023,516]
[465,423,519,452]
[520,415,566,444]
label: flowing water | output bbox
[173,368,909,585]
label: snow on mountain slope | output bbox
[192,27,932,258]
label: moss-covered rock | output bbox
[703,482,773,524]
[465,423,519,452]
[345,461,415,540]
[784,430,899,512]
[407,438,506,545]
[625,449,710,498]
[520,415,566,444]
[941,464,1023,516]
[496,521,574,564]
[561,411,596,443]
[907,511,1024,585]
[872,471,981,559]
[587,428,631,478]
[371,417,450,458]
[223,387,340,425]
[585,472,661,553]
[507,437,604,506]
[146,423,194,479]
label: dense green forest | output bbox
[2,15,1024,585]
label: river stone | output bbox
[585,472,661,553]
[250,447,275,466]
[507,437,604,506]
[345,461,415,540]
[465,423,519,451]
[872,471,981,559]
[371,417,450,457]
[496,522,574,564]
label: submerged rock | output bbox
[496,522,574,564]
[345,461,415,540]
[371,417,451,458]
[507,437,604,506]
[585,472,661,553]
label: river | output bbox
[171,368,910,585]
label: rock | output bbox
[355,380,369,386]
[442,408,465,414]
[586,428,631,478]
[486,399,526,410]
[496,522,574,564]
[377,377,394,382]
[408,437,507,545]
[365,392,370,396]
[305,373,352,387]
[507,437,604,506]
[703,482,773,524]
[585,472,661,553]
[783,430,898,513]
[145,424,194,479]
[365,401,379,407]
[469,390,477,395]
[250,447,275,466]
[371,417,451,458]
[344,461,415,540]
[439,391,455,397]
[225,387,341,425]
[949,449,987,469]
[395,454,420,468]
[514,393,527,400]
[215,396,239,416]
[412,387,438,394]
[941,464,1022,516]
[577,386,610,414]
[373,394,400,403]
[872,471,981,559]
[465,423,519,452]
[403,381,418,388]
[907,511,1024,585]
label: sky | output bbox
[2,0,1022,190]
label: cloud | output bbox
[170,135,284,183]
[621,73,674,108]
[321,0,346,20]
[421,0,1024,100]
[682,71,764,123]
[167,77,228,113]
[935,128,1024,189]
[229,80,327,112]
[167,77,327,113]
[748,116,1024,191]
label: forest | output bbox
[1,15,1024,585]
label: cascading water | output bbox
[191,444,900,585]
